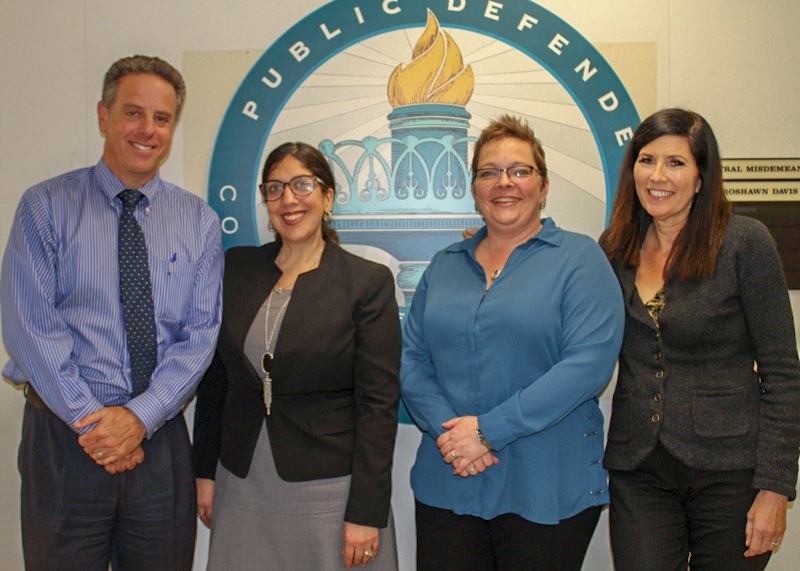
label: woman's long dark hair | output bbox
[602,108,730,280]
[261,142,339,244]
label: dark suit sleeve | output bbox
[192,348,228,480]
[737,221,800,499]
[344,264,401,527]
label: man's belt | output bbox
[24,383,53,414]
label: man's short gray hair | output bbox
[101,55,186,121]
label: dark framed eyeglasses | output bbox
[259,175,321,201]
[474,164,542,182]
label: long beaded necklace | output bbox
[260,244,324,414]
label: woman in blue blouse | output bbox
[400,115,625,570]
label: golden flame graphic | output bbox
[387,10,474,107]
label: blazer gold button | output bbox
[653,392,662,403]
[651,413,661,423]
[655,370,665,380]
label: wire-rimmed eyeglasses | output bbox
[473,164,542,182]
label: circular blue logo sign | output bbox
[208,0,639,249]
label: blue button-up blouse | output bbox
[401,218,624,524]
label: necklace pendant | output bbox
[263,375,272,415]
[262,352,273,374]
[490,268,502,281]
[261,352,273,415]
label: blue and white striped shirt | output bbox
[1,160,223,437]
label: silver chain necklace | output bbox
[487,224,543,282]
[261,289,291,415]
[259,243,324,414]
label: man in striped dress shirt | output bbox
[0,55,223,570]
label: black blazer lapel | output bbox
[222,244,282,390]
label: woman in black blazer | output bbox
[602,109,800,570]
[193,142,401,570]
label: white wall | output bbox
[2,1,799,569]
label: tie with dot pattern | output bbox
[118,189,158,397]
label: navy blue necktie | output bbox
[118,189,158,397]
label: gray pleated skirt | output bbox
[207,423,398,570]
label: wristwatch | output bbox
[476,425,493,451]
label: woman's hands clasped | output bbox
[436,415,500,477]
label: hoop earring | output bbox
[540,200,547,211]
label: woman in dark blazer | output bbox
[602,108,800,570]
[193,142,401,570]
